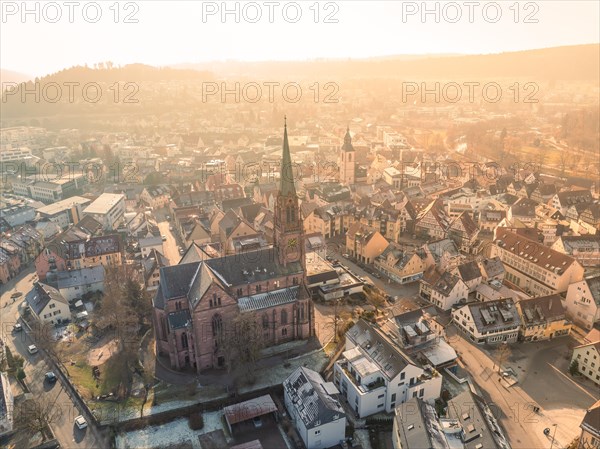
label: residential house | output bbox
[564,275,600,330]
[25,282,71,325]
[453,261,483,293]
[346,223,389,264]
[141,185,171,209]
[516,294,571,341]
[571,342,600,386]
[577,400,600,449]
[492,228,585,296]
[452,298,521,345]
[333,319,442,418]
[551,189,593,215]
[415,199,449,240]
[375,244,427,284]
[139,235,164,258]
[419,267,468,310]
[284,367,346,449]
[551,235,600,268]
[46,265,105,302]
[142,249,170,292]
[477,257,505,282]
[35,233,122,280]
[422,239,461,271]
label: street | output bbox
[447,326,597,449]
[0,267,108,449]
[327,246,420,299]
[154,207,183,266]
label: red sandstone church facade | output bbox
[152,121,314,372]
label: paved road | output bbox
[154,207,183,266]
[327,247,420,298]
[447,326,595,449]
[1,268,109,449]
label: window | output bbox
[212,314,222,337]
[49,303,56,309]
[378,394,384,399]
[391,393,396,402]
[400,372,405,380]
[262,314,269,329]
[282,328,288,336]
[419,389,424,398]
[256,284,262,293]
[181,333,188,349]
[281,309,288,325]
[315,430,321,435]
[217,297,221,306]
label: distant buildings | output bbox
[284,367,346,449]
[338,128,356,185]
[12,174,86,204]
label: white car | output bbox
[161,235,167,241]
[75,415,88,430]
[27,345,38,354]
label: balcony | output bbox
[337,359,386,394]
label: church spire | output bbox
[342,126,354,151]
[280,116,296,197]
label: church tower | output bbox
[274,117,305,268]
[339,126,356,185]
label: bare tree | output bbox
[96,265,139,354]
[221,312,265,383]
[30,321,64,364]
[14,394,63,441]
[494,343,511,373]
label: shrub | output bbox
[188,413,204,430]
[16,368,26,381]
[569,360,579,376]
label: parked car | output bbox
[166,215,171,221]
[373,273,382,279]
[169,225,174,231]
[161,235,167,241]
[13,323,22,332]
[27,345,38,354]
[179,247,185,255]
[74,415,88,430]
[45,372,57,383]
[10,291,22,299]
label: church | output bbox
[152,120,314,373]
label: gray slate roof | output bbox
[26,282,68,316]
[238,286,299,312]
[284,366,345,429]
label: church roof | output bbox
[238,286,300,312]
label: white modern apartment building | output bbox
[37,196,91,230]
[453,298,521,345]
[83,193,125,230]
[333,319,442,418]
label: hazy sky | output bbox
[1,0,599,77]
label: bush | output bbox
[569,360,579,376]
[188,413,204,430]
[16,368,26,381]
[345,422,355,438]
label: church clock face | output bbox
[287,238,298,249]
